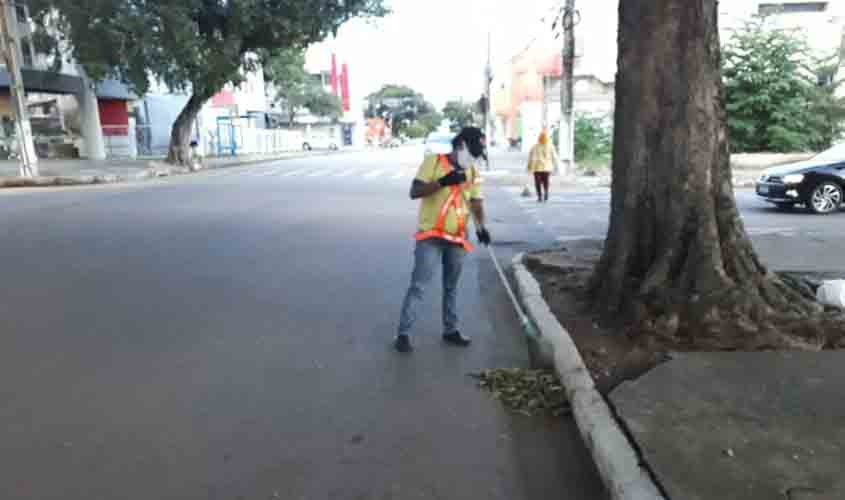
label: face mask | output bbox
[457,148,473,169]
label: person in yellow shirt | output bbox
[394,127,491,353]
[527,131,559,202]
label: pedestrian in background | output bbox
[527,131,559,202]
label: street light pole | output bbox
[559,0,576,178]
[0,0,38,177]
[483,31,493,170]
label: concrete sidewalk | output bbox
[0,149,352,188]
[611,352,845,500]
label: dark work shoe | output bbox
[544,192,549,202]
[443,331,472,347]
[394,334,413,353]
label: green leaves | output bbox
[365,85,440,137]
[722,16,845,153]
[470,368,571,418]
[30,0,387,99]
[574,113,612,162]
[442,100,478,131]
[265,49,342,124]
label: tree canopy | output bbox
[29,0,386,161]
[32,0,386,97]
[723,16,845,152]
[441,100,477,131]
[365,85,441,137]
[264,49,342,126]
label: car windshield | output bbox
[814,143,845,161]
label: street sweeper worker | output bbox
[393,127,491,353]
[527,130,559,202]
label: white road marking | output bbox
[334,169,358,178]
[363,169,385,179]
[305,169,333,178]
[247,169,274,177]
[747,227,797,236]
[281,168,309,177]
[556,234,602,242]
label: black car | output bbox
[755,144,845,214]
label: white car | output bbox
[302,136,340,151]
[424,132,455,155]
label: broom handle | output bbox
[469,208,529,322]
[486,243,528,321]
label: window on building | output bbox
[14,3,26,21]
[758,2,828,16]
[20,40,33,68]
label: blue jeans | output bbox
[397,238,466,337]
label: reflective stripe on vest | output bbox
[415,155,474,252]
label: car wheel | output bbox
[303,143,311,151]
[774,202,795,211]
[807,181,843,214]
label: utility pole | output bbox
[0,0,38,177]
[558,0,576,178]
[483,30,493,169]
[541,75,549,128]
[485,33,492,140]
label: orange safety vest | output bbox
[415,155,475,252]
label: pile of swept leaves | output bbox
[470,368,570,417]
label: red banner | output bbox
[340,64,350,112]
[331,54,339,97]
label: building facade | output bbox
[490,25,615,151]
[720,0,844,56]
[0,1,136,160]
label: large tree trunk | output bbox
[589,0,833,349]
[166,92,209,165]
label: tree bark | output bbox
[166,92,209,165]
[589,0,830,349]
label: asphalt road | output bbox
[493,151,844,273]
[0,148,606,500]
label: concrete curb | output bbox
[511,252,665,500]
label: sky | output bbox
[305,0,620,110]
[305,0,838,112]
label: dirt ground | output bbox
[523,240,666,394]
[524,239,845,394]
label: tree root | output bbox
[631,276,845,352]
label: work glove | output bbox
[476,227,492,246]
[438,170,467,187]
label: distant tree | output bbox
[573,114,612,161]
[442,100,476,130]
[723,16,845,152]
[265,49,342,126]
[404,123,428,139]
[417,111,444,136]
[30,0,386,164]
[365,85,438,136]
[303,85,343,121]
[805,55,845,151]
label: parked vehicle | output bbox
[302,136,340,151]
[424,132,454,155]
[755,143,845,214]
